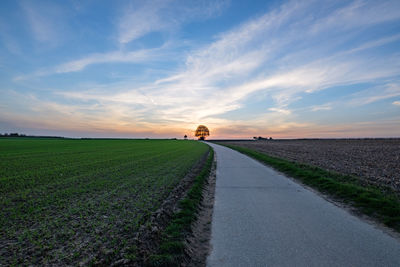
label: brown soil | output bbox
[219,139,400,193]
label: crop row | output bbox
[0,138,208,265]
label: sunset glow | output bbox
[1,0,400,138]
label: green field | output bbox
[0,138,209,265]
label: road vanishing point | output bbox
[206,143,400,267]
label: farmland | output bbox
[217,139,400,193]
[216,140,400,231]
[0,138,209,265]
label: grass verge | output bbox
[219,144,400,232]
[148,148,214,266]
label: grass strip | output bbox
[219,144,400,232]
[148,148,214,266]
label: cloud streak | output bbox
[348,83,400,106]
[117,0,229,44]
[55,49,159,73]
[13,47,169,80]
[118,0,169,45]
[4,0,400,138]
[53,1,400,136]
[19,1,66,44]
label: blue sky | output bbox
[1,0,400,138]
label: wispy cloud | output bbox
[393,101,400,106]
[295,118,400,138]
[20,1,61,43]
[117,0,229,44]
[45,0,400,135]
[311,104,332,112]
[148,0,400,118]
[310,0,400,34]
[117,0,169,45]
[4,0,400,138]
[268,107,291,115]
[54,49,160,73]
[14,47,168,80]
[15,0,229,79]
[348,83,400,106]
[346,33,400,54]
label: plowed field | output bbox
[218,139,400,192]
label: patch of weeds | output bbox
[149,149,214,266]
[221,144,400,232]
[148,254,174,266]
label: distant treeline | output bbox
[0,133,65,139]
[0,134,181,140]
[0,133,25,137]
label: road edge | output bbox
[216,143,400,238]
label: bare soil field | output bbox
[218,139,400,193]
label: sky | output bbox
[0,0,400,139]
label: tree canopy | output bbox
[195,125,210,140]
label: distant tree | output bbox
[184,134,187,140]
[195,125,210,140]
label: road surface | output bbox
[206,143,400,267]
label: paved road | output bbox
[206,143,400,267]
